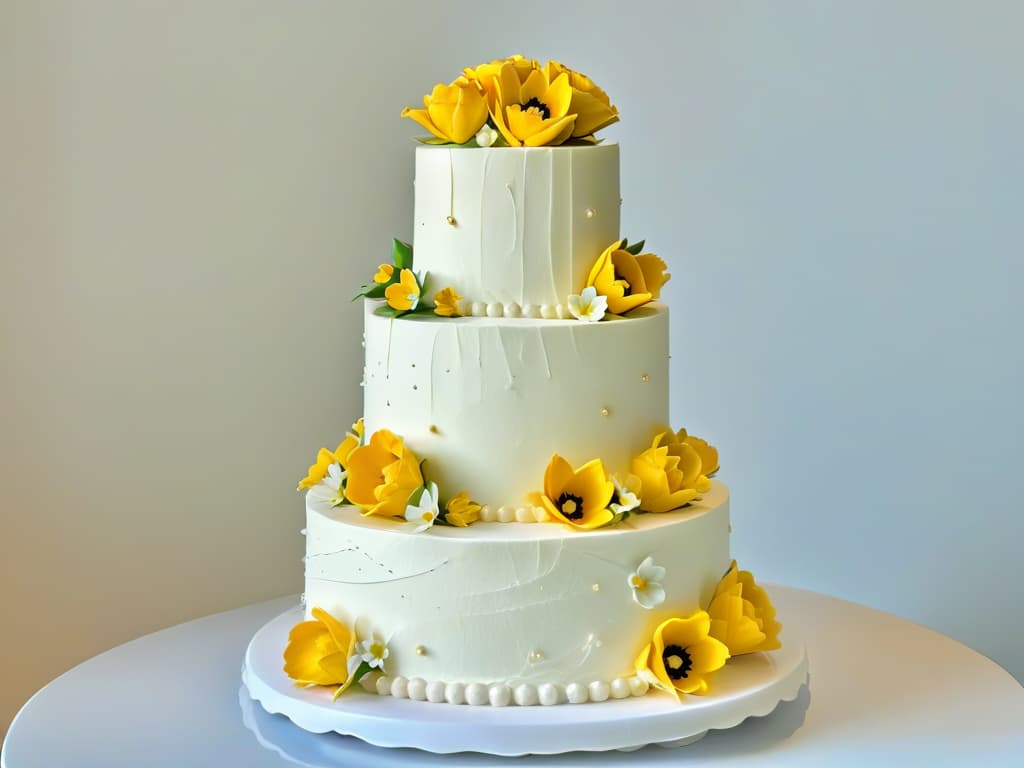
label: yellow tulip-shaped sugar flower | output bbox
[491,61,577,147]
[678,429,719,477]
[296,418,365,491]
[445,490,481,527]
[543,60,619,138]
[384,269,422,312]
[283,607,359,699]
[373,263,394,285]
[433,286,463,317]
[464,54,537,103]
[401,77,489,145]
[707,561,782,655]
[634,611,730,700]
[532,454,615,530]
[344,428,425,518]
[631,429,712,513]
[586,239,671,315]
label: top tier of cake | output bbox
[412,144,620,309]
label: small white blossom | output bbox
[567,286,608,323]
[404,482,440,533]
[476,125,498,147]
[610,474,641,516]
[355,632,390,671]
[628,556,666,609]
[307,462,347,507]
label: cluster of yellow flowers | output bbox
[298,423,482,530]
[532,427,719,530]
[402,55,619,147]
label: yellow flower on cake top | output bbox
[631,429,712,513]
[634,611,730,700]
[384,269,422,312]
[344,428,424,518]
[445,491,482,527]
[490,61,577,147]
[283,607,358,698]
[707,561,782,655]
[543,60,619,138]
[586,239,670,315]
[532,454,615,530]
[464,55,537,103]
[373,263,395,284]
[401,77,489,145]
[433,286,463,317]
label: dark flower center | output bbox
[556,492,584,520]
[522,96,551,119]
[662,644,693,680]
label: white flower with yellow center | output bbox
[404,482,440,533]
[307,462,347,507]
[628,556,666,609]
[567,286,608,323]
[610,473,641,516]
[354,632,390,671]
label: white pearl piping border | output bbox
[477,504,550,523]
[360,672,649,706]
[458,300,573,320]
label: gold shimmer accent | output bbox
[446,215,457,226]
[429,424,440,434]
[601,407,611,417]
[641,373,650,383]
[528,650,544,663]
[415,645,427,656]
[592,583,600,592]
[585,207,596,219]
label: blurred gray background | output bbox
[2,0,1021,735]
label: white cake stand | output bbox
[242,606,809,756]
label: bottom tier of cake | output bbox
[302,482,731,705]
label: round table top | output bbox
[3,586,1021,767]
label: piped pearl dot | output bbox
[426,680,446,703]
[465,683,489,706]
[488,684,512,707]
[628,676,650,697]
[539,304,556,319]
[407,677,427,700]
[376,676,393,696]
[528,650,544,663]
[445,682,466,705]
[537,683,560,706]
[588,680,610,702]
[497,505,515,522]
[585,207,596,219]
[486,302,503,318]
[610,678,632,699]
[592,583,600,592]
[506,302,522,318]
[601,407,611,417]
[415,645,427,656]
[471,301,486,317]
[641,373,650,382]
[554,304,568,319]
[515,507,533,522]
[513,684,538,706]
[429,424,439,435]
[566,682,589,704]
[446,215,457,226]
[390,676,409,698]
[479,505,494,521]
[359,673,379,692]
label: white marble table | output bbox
[3,586,1021,767]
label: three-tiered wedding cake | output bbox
[285,56,781,708]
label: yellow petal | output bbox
[373,263,394,284]
[297,447,336,490]
[543,73,574,119]
[310,607,352,654]
[450,84,488,144]
[569,89,620,137]
[400,106,448,141]
[635,253,670,299]
[518,68,550,105]
[522,113,577,147]
[543,454,576,499]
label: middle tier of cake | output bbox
[362,300,670,510]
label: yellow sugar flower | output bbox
[678,429,719,477]
[283,607,358,698]
[634,611,730,701]
[543,60,619,138]
[384,269,422,312]
[401,77,489,145]
[433,286,463,317]
[464,54,537,103]
[631,429,711,513]
[533,454,614,530]
[296,418,364,491]
[491,61,577,147]
[586,240,670,315]
[445,490,481,527]
[373,263,394,284]
[344,428,424,518]
[708,561,781,655]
